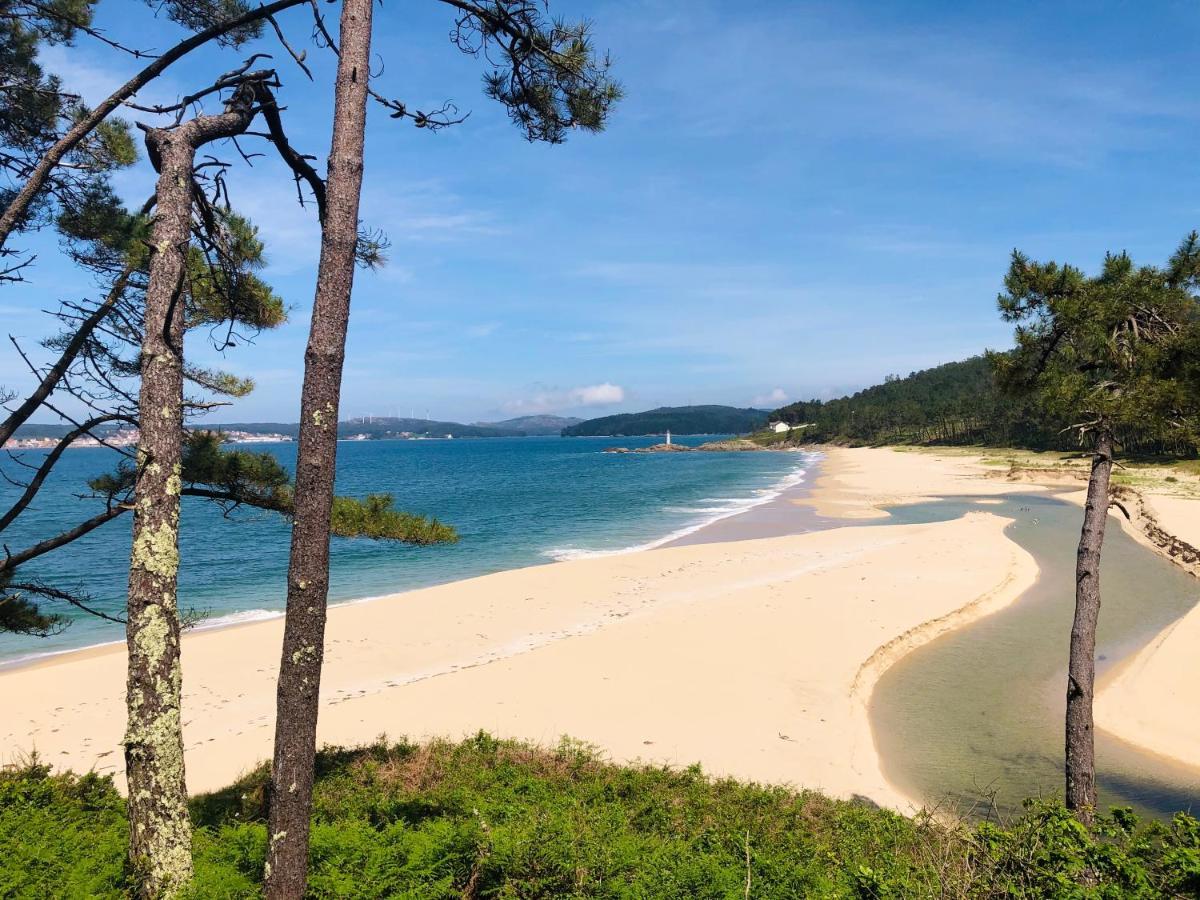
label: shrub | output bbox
[1,737,1197,897]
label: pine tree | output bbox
[994,238,1200,823]
[264,2,621,895]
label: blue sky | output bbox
[5,0,1200,423]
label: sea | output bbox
[0,435,815,665]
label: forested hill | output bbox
[771,356,1068,449]
[474,415,583,434]
[563,406,769,437]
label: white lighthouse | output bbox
[665,429,672,446]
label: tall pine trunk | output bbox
[125,93,257,898]
[124,127,193,898]
[1065,429,1113,822]
[264,0,373,894]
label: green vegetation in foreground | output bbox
[3,735,1198,898]
[563,405,769,437]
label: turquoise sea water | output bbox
[0,435,814,664]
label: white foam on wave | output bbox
[543,453,818,562]
[0,637,125,671]
[0,451,822,668]
[191,608,284,630]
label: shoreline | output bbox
[0,449,817,671]
[543,449,816,560]
[3,445,1193,811]
[807,446,1200,784]
[0,446,1048,814]
[0,447,823,679]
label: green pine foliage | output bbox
[330,494,458,545]
[87,432,458,544]
[775,234,1200,456]
[457,3,622,144]
[0,572,66,636]
[993,241,1200,453]
[771,356,1068,449]
[184,211,287,331]
[0,0,137,238]
[1,736,1197,898]
[145,0,264,47]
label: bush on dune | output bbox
[1,734,1198,898]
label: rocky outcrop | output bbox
[601,438,776,454]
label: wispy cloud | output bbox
[360,179,503,243]
[753,387,788,407]
[635,2,1196,166]
[466,322,501,338]
[503,382,626,414]
[37,44,183,111]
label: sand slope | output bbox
[1095,492,1200,768]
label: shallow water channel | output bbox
[868,492,1200,819]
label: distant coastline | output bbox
[0,435,806,664]
[8,404,775,448]
[4,428,295,450]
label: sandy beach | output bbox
[2,445,1195,810]
[1093,490,1200,769]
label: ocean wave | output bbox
[0,638,126,671]
[0,451,821,667]
[544,455,817,562]
[661,499,763,514]
[191,608,284,630]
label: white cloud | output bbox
[359,179,504,244]
[753,387,788,407]
[504,382,626,414]
[571,383,625,405]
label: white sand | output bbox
[0,447,1044,810]
[1094,492,1200,768]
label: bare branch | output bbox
[0,265,134,446]
[0,503,130,574]
[0,414,134,533]
[0,0,308,258]
[6,579,127,626]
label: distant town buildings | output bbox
[3,429,294,451]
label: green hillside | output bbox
[770,356,1048,447]
[771,355,1195,454]
[563,405,769,437]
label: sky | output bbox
[5,0,1200,423]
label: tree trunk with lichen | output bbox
[124,92,258,899]
[264,1,372,895]
[124,125,193,897]
[1065,429,1113,823]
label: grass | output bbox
[877,445,1200,498]
[2,734,1199,898]
[746,429,795,447]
